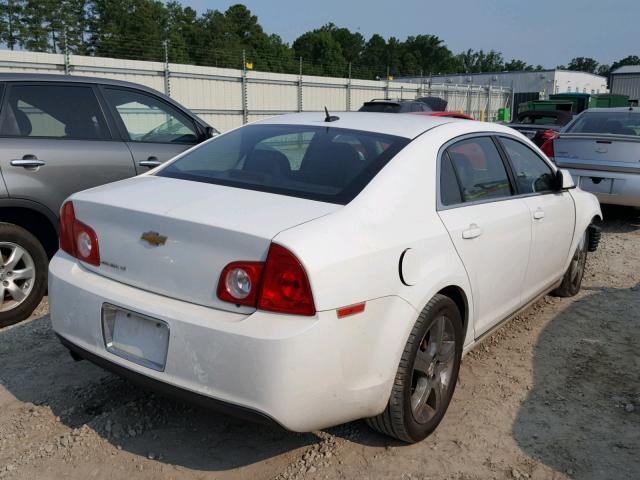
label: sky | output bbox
[182,0,637,68]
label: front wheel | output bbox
[366,294,463,443]
[552,230,588,298]
[0,223,48,328]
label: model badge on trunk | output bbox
[141,231,167,246]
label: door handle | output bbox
[139,156,162,168]
[462,223,482,239]
[533,208,545,220]
[11,155,45,169]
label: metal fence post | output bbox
[466,84,472,116]
[486,84,491,122]
[163,40,171,96]
[385,66,390,99]
[242,50,248,124]
[63,30,70,75]
[346,62,351,111]
[298,56,303,112]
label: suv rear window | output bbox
[157,124,409,204]
[359,102,403,113]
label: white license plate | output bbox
[102,304,169,371]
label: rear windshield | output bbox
[359,103,402,113]
[157,124,410,204]
[566,111,640,136]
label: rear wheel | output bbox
[366,294,463,443]
[0,223,48,328]
[552,230,587,298]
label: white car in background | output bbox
[49,112,601,443]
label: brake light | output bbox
[59,201,101,266]
[217,243,315,316]
[540,137,555,159]
[258,244,315,316]
[541,129,558,141]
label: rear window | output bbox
[359,103,402,113]
[157,124,409,204]
[566,112,640,136]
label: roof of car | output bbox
[251,111,473,139]
[0,72,165,96]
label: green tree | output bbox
[566,57,599,74]
[293,29,346,75]
[0,0,23,50]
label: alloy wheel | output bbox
[0,242,36,312]
[410,315,456,424]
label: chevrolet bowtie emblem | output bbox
[140,231,167,246]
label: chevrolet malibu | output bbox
[50,112,602,443]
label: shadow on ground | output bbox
[512,283,640,480]
[599,205,640,233]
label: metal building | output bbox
[610,65,640,104]
[396,70,608,114]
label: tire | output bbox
[366,294,463,443]
[0,223,48,328]
[552,230,588,298]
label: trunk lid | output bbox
[71,176,339,312]
[553,134,640,174]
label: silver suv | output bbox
[0,74,217,327]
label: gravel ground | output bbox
[1,206,638,480]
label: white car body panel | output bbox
[49,112,602,432]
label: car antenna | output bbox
[324,106,339,122]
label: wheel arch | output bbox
[0,200,59,259]
[437,285,469,339]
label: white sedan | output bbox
[50,112,602,443]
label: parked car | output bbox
[542,107,640,207]
[0,73,217,327]
[507,110,573,146]
[49,112,601,443]
[358,98,433,113]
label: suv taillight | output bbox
[59,201,101,266]
[217,243,315,316]
[540,137,555,159]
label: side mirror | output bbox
[554,169,575,191]
[204,126,218,139]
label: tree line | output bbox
[0,0,637,80]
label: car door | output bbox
[437,136,532,336]
[0,82,136,216]
[101,87,201,173]
[497,136,575,301]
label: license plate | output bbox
[580,177,613,194]
[102,304,169,371]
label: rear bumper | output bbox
[566,168,640,207]
[49,252,417,432]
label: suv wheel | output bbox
[367,294,463,443]
[0,223,48,328]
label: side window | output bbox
[104,88,198,144]
[499,137,555,194]
[446,137,512,203]
[410,103,422,112]
[440,152,462,206]
[0,84,109,139]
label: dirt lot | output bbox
[1,207,638,480]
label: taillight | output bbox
[541,129,558,141]
[59,201,101,266]
[217,243,315,316]
[258,244,315,316]
[217,262,263,306]
[540,137,555,159]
